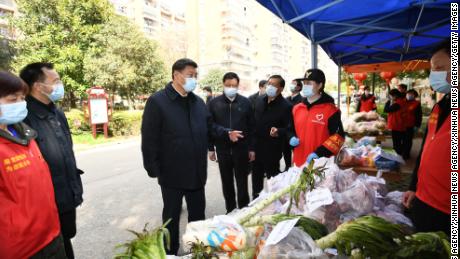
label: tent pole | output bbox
[338,66,342,110]
[311,43,318,68]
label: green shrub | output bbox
[109,110,143,136]
[65,109,90,135]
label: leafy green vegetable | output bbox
[394,232,451,258]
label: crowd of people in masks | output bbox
[0,39,452,258]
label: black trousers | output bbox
[252,143,281,199]
[30,234,67,259]
[391,130,405,155]
[409,197,450,237]
[216,151,250,213]
[282,139,292,171]
[161,186,205,255]
[59,209,77,259]
[403,127,415,159]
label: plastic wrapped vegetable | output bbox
[258,227,327,259]
[333,179,375,217]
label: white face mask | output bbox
[301,84,314,97]
[429,70,451,94]
[223,87,238,99]
[266,85,278,97]
[289,84,297,93]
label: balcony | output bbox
[160,4,171,16]
[0,0,14,10]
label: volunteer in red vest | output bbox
[384,89,406,155]
[356,86,377,112]
[288,68,345,166]
[402,89,422,159]
[0,71,65,259]
[402,39,451,236]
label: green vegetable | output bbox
[394,231,451,258]
[243,214,328,240]
[316,216,406,258]
[236,160,326,225]
[114,219,171,259]
[188,239,219,259]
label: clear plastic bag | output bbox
[333,179,375,217]
[385,191,404,207]
[258,227,327,259]
[335,169,358,192]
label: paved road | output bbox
[72,138,227,258]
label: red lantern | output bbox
[353,73,367,86]
[380,71,396,85]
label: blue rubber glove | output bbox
[306,153,319,164]
[289,137,300,147]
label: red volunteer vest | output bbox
[405,100,421,128]
[359,96,376,112]
[292,102,343,166]
[0,138,61,259]
[416,105,451,215]
[387,98,407,131]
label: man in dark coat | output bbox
[141,58,243,255]
[282,79,303,171]
[249,79,267,110]
[20,62,84,259]
[252,75,292,199]
[208,72,255,213]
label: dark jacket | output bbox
[249,92,261,110]
[141,83,229,190]
[254,94,292,159]
[286,94,303,106]
[208,94,256,154]
[24,96,83,213]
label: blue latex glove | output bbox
[289,137,300,147]
[306,153,319,164]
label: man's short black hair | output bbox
[268,75,285,88]
[432,39,450,56]
[258,80,267,88]
[294,79,303,87]
[19,62,54,88]
[222,72,240,84]
[203,86,212,93]
[389,88,402,98]
[171,58,198,79]
[363,86,370,91]
[398,84,408,91]
[407,89,419,97]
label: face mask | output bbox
[429,70,451,94]
[224,87,238,99]
[266,85,278,97]
[289,84,297,93]
[406,95,415,101]
[45,83,65,102]
[364,91,370,96]
[301,84,314,97]
[183,77,197,93]
[0,101,28,125]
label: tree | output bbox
[200,69,225,93]
[0,37,13,70]
[84,15,168,109]
[11,0,114,107]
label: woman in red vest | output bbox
[0,71,65,259]
[288,68,345,166]
[402,39,451,237]
[384,89,407,155]
[402,89,422,159]
[356,86,377,112]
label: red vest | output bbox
[387,98,407,131]
[405,100,421,128]
[0,137,61,259]
[292,102,344,166]
[415,104,451,214]
[359,96,376,112]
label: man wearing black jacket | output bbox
[20,63,84,259]
[141,59,243,255]
[249,80,267,110]
[208,72,255,213]
[253,75,292,199]
[282,79,303,171]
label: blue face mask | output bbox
[46,83,65,102]
[429,71,451,94]
[301,84,314,97]
[0,101,28,125]
[224,87,238,99]
[183,77,197,93]
[266,85,278,97]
